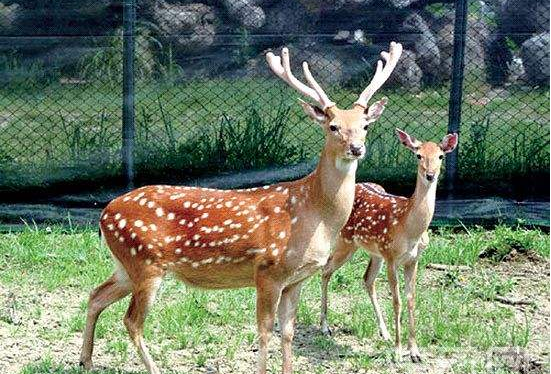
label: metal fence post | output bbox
[446,0,468,195]
[122,0,136,189]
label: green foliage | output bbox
[1,226,548,373]
[136,99,306,177]
[0,78,548,192]
[232,27,257,67]
[422,225,550,267]
[77,25,163,85]
[58,110,113,162]
[505,37,520,52]
[0,51,51,87]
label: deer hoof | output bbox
[79,360,92,371]
[379,330,391,341]
[320,324,333,336]
[409,347,422,363]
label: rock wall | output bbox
[0,0,547,87]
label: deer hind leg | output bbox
[278,282,302,374]
[255,274,283,374]
[404,259,421,362]
[124,276,163,374]
[320,238,356,335]
[363,256,390,341]
[386,260,402,361]
[79,270,132,370]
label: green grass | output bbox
[0,76,548,191]
[0,225,548,373]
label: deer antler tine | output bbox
[266,52,284,77]
[266,47,335,110]
[354,41,403,109]
[375,60,383,75]
[302,62,335,109]
[279,48,293,83]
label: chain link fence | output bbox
[0,0,549,202]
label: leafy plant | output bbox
[77,24,161,85]
[58,110,112,161]
[0,51,51,87]
[460,114,491,176]
[232,27,257,67]
[136,100,307,178]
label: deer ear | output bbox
[395,128,421,151]
[365,97,387,123]
[440,133,458,153]
[298,99,327,123]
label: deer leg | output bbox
[278,282,302,374]
[386,260,402,361]
[256,276,283,374]
[320,238,356,335]
[363,256,390,341]
[79,271,132,370]
[404,259,421,362]
[124,277,163,374]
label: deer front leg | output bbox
[320,239,356,335]
[404,259,421,362]
[278,282,302,374]
[256,275,283,374]
[386,260,402,361]
[363,256,391,341]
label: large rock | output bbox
[152,1,217,55]
[1,0,116,59]
[431,11,491,81]
[3,0,115,36]
[401,12,440,82]
[221,0,266,29]
[385,49,422,91]
[260,0,317,40]
[384,0,425,8]
[0,2,20,32]
[488,0,549,85]
[499,0,549,45]
[521,32,550,86]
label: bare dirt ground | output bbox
[1,258,549,374]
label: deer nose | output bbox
[349,143,365,157]
[426,173,435,182]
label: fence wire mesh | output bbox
[0,0,548,199]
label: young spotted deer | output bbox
[79,42,402,374]
[320,129,458,362]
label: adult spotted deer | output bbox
[79,42,402,374]
[320,129,458,362]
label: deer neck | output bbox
[308,146,357,231]
[405,174,437,237]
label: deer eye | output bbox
[363,124,369,131]
[439,155,444,160]
[416,154,422,160]
[329,125,338,132]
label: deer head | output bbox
[266,42,402,163]
[396,128,458,184]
